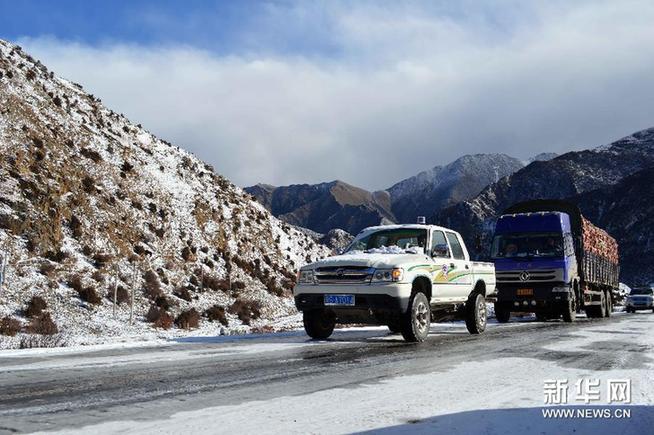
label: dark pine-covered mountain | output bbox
[245,180,395,235]
[436,127,654,285]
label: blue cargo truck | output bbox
[491,200,619,322]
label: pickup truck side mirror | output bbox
[431,244,450,258]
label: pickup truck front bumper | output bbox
[293,282,412,324]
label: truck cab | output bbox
[294,223,496,342]
[492,211,578,321]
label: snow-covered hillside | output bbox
[0,40,330,348]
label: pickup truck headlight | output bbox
[371,268,404,282]
[297,270,315,284]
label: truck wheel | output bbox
[303,309,336,340]
[598,291,607,318]
[562,293,576,323]
[535,312,548,322]
[494,303,511,323]
[401,292,431,342]
[465,293,487,334]
[387,318,403,334]
[604,291,612,317]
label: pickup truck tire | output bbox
[401,292,431,342]
[303,309,336,340]
[562,292,576,323]
[465,293,487,334]
[536,312,548,322]
[494,304,511,323]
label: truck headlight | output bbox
[372,268,404,282]
[297,270,315,284]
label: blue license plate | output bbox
[324,294,355,306]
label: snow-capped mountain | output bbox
[245,180,395,235]
[0,40,330,348]
[436,127,654,285]
[387,154,525,223]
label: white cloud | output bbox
[16,0,654,190]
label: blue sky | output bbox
[2,1,654,189]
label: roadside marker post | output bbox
[112,265,118,318]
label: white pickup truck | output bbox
[294,223,496,342]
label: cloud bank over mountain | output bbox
[16,0,654,189]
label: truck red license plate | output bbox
[324,294,355,306]
[517,288,533,296]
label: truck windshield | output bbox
[346,229,428,254]
[631,288,653,295]
[491,232,564,259]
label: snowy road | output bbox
[1,313,653,434]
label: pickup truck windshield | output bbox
[346,229,428,253]
[631,288,653,295]
[491,232,564,259]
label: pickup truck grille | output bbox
[496,270,557,283]
[314,266,373,284]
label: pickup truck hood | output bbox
[311,253,430,269]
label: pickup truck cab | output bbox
[294,223,496,342]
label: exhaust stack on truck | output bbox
[491,200,619,322]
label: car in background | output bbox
[625,287,654,313]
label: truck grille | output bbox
[496,270,558,283]
[314,266,373,284]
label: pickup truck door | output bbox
[443,232,473,299]
[429,230,458,300]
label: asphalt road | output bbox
[0,312,653,433]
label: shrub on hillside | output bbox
[25,295,47,318]
[0,316,21,336]
[173,286,192,302]
[145,306,173,329]
[205,305,228,326]
[26,312,58,335]
[78,286,102,305]
[228,299,261,326]
[202,275,230,292]
[67,274,83,292]
[106,286,130,305]
[175,308,200,329]
[39,261,56,277]
[143,270,162,299]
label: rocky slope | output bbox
[436,127,654,285]
[574,167,654,286]
[388,154,525,223]
[0,40,330,348]
[245,180,395,235]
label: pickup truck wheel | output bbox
[562,292,576,323]
[465,293,487,334]
[401,292,431,342]
[535,311,548,322]
[303,309,336,340]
